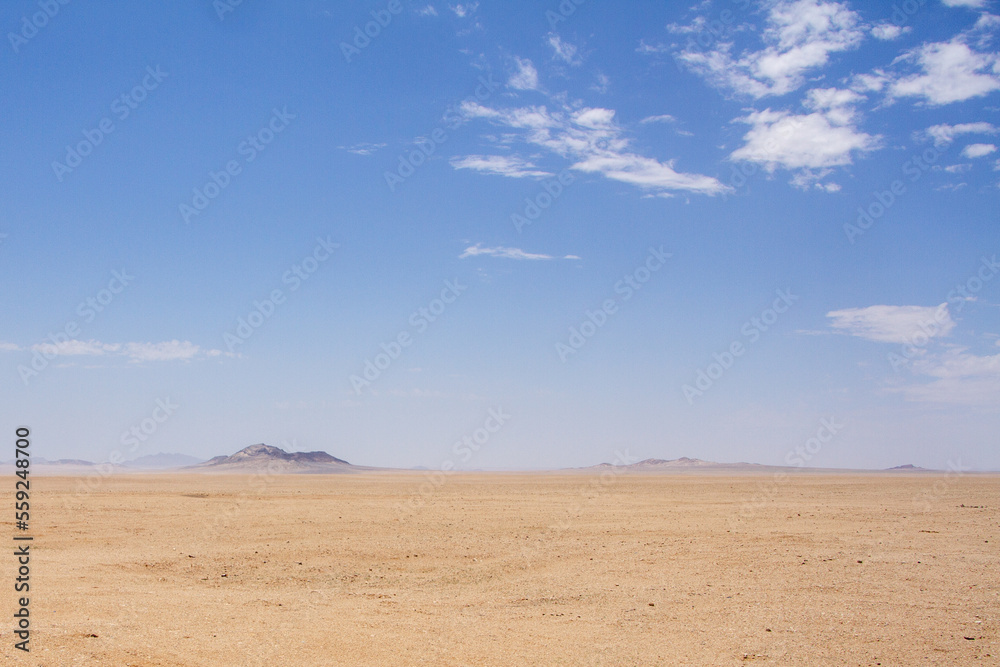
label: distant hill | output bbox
[190,443,362,473]
[884,464,932,471]
[124,453,205,469]
[588,457,773,472]
[583,457,875,473]
[36,458,95,466]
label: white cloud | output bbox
[961,142,998,157]
[729,88,879,185]
[974,13,1000,31]
[676,0,865,98]
[894,347,1000,405]
[449,3,477,18]
[666,17,710,35]
[827,296,1000,405]
[33,340,121,357]
[637,40,669,55]
[945,163,974,173]
[941,0,985,7]
[547,34,581,65]
[889,38,1000,105]
[459,101,729,196]
[850,70,889,93]
[871,23,910,40]
[925,121,998,145]
[449,154,553,178]
[340,142,387,156]
[591,73,610,94]
[459,244,575,260]
[917,348,1000,378]
[508,57,539,90]
[826,303,955,343]
[417,5,438,16]
[572,152,728,194]
[121,340,204,363]
[0,342,22,351]
[640,114,677,124]
[23,339,227,363]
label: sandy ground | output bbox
[1,472,996,666]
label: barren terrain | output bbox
[2,473,997,665]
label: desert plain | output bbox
[1,472,997,666]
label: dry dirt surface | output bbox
[1,473,997,666]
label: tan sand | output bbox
[1,473,996,665]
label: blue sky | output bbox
[2,0,998,470]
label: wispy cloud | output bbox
[547,33,581,65]
[826,303,954,343]
[825,303,999,404]
[121,340,213,362]
[640,114,677,124]
[941,0,986,7]
[449,2,477,18]
[459,244,578,260]
[893,347,1000,405]
[924,121,998,145]
[590,72,610,94]
[3,339,230,363]
[508,57,540,90]
[32,340,121,357]
[674,0,866,98]
[340,142,387,156]
[449,154,553,178]
[458,100,729,196]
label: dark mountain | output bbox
[193,444,357,473]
